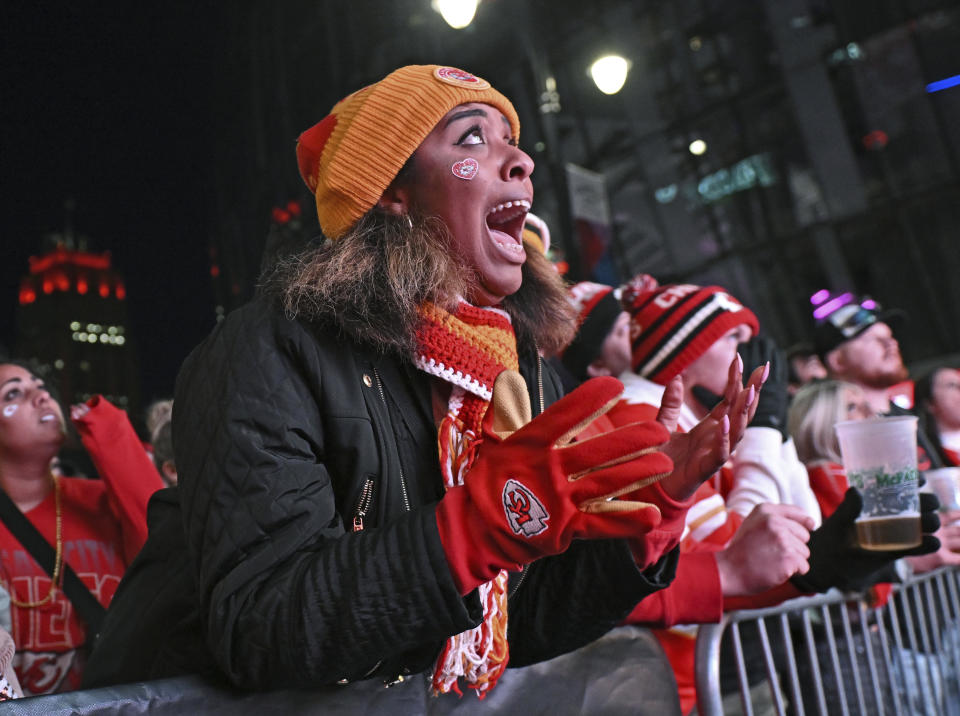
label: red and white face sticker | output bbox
[433,66,491,90]
[451,157,479,180]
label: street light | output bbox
[590,55,629,95]
[432,0,479,29]
[688,139,707,155]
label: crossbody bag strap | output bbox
[0,488,106,639]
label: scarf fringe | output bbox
[418,300,518,698]
[430,572,510,697]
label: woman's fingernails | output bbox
[746,385,755,407]
[761,361,770,383]
[723,414,730,435]
[737,353,743,372]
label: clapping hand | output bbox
[656,354,767,500]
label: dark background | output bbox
[2,4,216,405]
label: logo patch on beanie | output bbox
[434,66,491,90]
[714,292,744,313]
[502,479,549,537]
[451,157,479,180]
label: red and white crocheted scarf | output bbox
[415,299,519,697]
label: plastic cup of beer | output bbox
[835,416,921,551]
[922,467,960,512]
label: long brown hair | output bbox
[262,209,575,358]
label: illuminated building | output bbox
[15,235,139,416]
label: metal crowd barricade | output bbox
[695,566,960,716]
[4,625,673,715]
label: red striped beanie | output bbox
[628,283,759,385]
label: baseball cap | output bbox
[813,300,905,359]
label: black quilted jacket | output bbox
[83,297,677,690]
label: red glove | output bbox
[436,371,674,594]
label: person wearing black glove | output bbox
[739,335,789,440]
[791,489,941,593]
[619,282,829,715]
[693,335,789,440]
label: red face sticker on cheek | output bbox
[451,158,479,180]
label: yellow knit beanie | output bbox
[296,65,521,240]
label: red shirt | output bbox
[943,446,960,467]
[0,396,162,695]
[806,461,849,518]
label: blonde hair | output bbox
[788,380,861,464]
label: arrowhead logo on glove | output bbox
[502,479,549,537]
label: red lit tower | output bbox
[15,232,139,415]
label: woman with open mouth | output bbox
[82,65,763,709]
[0,362,162,696]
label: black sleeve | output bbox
[506,540,679,666]
[173,301,479,688]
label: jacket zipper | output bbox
[351,478,375,533]
[355,368,411,685]
[363,361,543,615]
[372,368,411,513]
[536,350,544,415]
[510,352,545,599]
[345,477,384,678]
[340,476,384,681]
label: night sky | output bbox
[2,5,218,403]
